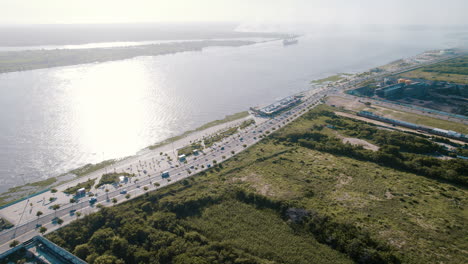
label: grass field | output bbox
[326,96,468,133]
[400,69,468,84]
[0,177,58,207]
[64,179,96,194]
[399,55,468,84]
[375,106,468,133]
[149,111,250,150]
[311,74,349,84]
[185,200,353,264]
[48,105,468,264]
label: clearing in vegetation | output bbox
[48,105,468,264]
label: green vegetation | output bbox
[9,240,19,248]
[0,40,255,74]
[177,142,203,157]
[311,74,348,84]
[148,111,250,150]
[64,179,96,194]
[333,96,468,133]
[400,56,468,84]
[0,177,57,207]
[274,106,467,185]
[70,160,116,177]
[96,173,134,188]
[204,119,255,148]
[47,105,468,264]
[379,107,468,134]
[1,177,57,194]
[204,126,238,148]
[0,218,13,231]
[197,111,250,131]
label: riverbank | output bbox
[0,40,256,74]
[0,110,254,207]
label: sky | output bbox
[1,0,468,25]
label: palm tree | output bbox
[36,211,43,226]
[51,204,60,217]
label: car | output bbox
[207,164,211,168]
[120,189,127,194]
[89,197,97,204]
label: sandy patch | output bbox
[342,137,380,151]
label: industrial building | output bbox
[375,80,428,99]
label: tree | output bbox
[57,218,64,225]
[39,226,47,234]
[94,255,118,264]
[51,204,60,217]
[112,198,117,204]
[70,198,76,203]
[9,240,19,248]
[51,188,58,193]
[74,244,90,260]
[36,210,43,226]
[76,211,82,218]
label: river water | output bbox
[0,27,465,191]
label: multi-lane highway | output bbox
[0,50,462,253]
[0,87,326,253]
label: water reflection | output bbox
[0,29,461,191]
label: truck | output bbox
[161,171,170,178]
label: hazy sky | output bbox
[2,0,468,25]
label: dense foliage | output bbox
[421,56,468,75]
[276,110,468,186]
[48,181,402,264]
[96,172,135,188]
[64,179,96,194]
[47,105,467,264]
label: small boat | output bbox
[283,38,298,46]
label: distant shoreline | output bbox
[0,39,259,74]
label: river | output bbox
[0,26,465,191]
